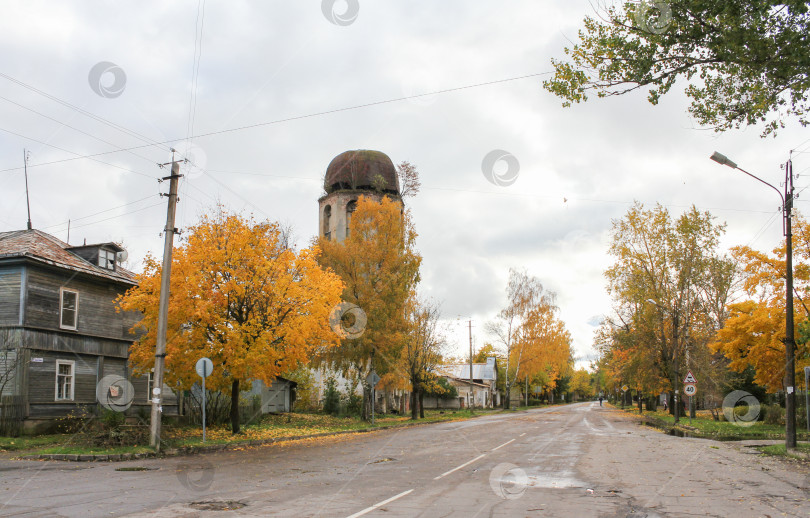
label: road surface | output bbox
[1,402,808,517]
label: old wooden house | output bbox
[0,229,176,433]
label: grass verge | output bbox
[3,408,503,457]
[617,406,810,441]
[755,443,810,459]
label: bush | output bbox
[763,404,784,425]
[323,377,340,416]
[345,391,363,416]
[55,407,91,434]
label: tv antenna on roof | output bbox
[23,149,32,230]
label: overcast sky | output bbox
[1,1,808,369]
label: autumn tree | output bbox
[317,196,421,419]
[602,203,736,418]
[570,368,595,401]
[120,210,344,434]
[400,297,445,420]
[711,215,810,391]
[544,1,810,136]
[487,269,572,408]
[516,303,573,402]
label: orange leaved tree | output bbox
[711,215,810,392]
[317,196,421,419]
[119,209,344,433]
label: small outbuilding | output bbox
[247,377,298,413]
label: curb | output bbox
[18,412,490,462]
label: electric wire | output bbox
[0,71,552,174]
[41,195,160,231]
[0,72,173,153]
[0,94,159,166]
[0,126,154,178]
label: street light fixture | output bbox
[710,151,797,449]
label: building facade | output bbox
[0,229,176,433]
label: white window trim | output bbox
[146,369,154,401]
[59,288,79,331]
[55,360,75,401]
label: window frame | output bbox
[59,288,79,331]
[98,249,116,270]
[55,360,75,401]
[146,369,154,401]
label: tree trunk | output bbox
[637,392,643,414]
[230,379,240,434]
[411,389,418,420]
[419,390,425,418]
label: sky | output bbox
[1,1,808,369]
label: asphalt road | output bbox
[1,403,808,517]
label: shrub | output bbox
[763,404,784,425]
[323,377,340,416]
[55,407,91,434]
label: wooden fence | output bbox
[0,395,23,437]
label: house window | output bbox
[146,370,154,401]
[55,360,75,401]
[60,289,78,330]
[98,249,116,270]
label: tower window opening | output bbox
[346,200,357,238]
[323,205,332,240]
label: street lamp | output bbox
[647,298,681,423]
[710,151,797,449]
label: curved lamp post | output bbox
[710,151,797,449]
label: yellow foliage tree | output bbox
[711,216,810,392]
[569,368,594,400]
[317,196,421,419]
[119,210,344,433]
[487,269,572,407]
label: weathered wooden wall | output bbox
[23,265,135,340]
[0,268,21,325]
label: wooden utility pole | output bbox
[784,157,797,449]
[150,160,182,451]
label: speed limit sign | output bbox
[683,383,697,396]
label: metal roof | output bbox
[0,229,136,285]
[436,359,496,381]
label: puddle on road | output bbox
[525,471,587,489]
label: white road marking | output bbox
[345,489,414,518]
[519,433,526,437]
[492,439,515,451]
[433,454,487,480]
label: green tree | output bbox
[544,1,810,136]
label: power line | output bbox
[186,0,206,143]
[65,201,165,232]
[0,126,154,178]
[41,194,160,231]
[0,71,552,174]
[0,94,158,166]
[0,72,172,153]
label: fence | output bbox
[0,395,23,437]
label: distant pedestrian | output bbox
[598,396,603,407]
[663,399,668,411]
